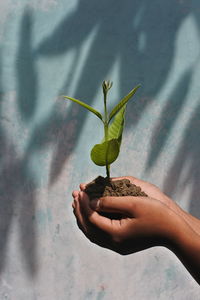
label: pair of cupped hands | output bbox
[72,176,198,255]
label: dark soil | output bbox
[85,176,147,219]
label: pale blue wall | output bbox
[0,0,200,299]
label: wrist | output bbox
[160,209,186,250]
[167,213,200,284]
[167,198,200,236]
[178,209,200,237]
[173,217,200,255]
[150,207,187,250]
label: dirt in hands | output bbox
[85,176,147,219]
[85,176,147,199]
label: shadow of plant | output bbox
[146,68,193,170]
[37,0,190,185]
[163,103,200,218]
[144,1,200,216]
[16,9,38,121]
[0,9,38,276]
[0,0,199,278]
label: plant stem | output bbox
[103,92,108,125]
[103,91,110,179]
[106,163,110,179]
[104,120,110,178]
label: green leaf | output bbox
[94,105,126,168]
[90,139,120,166]
[108,84,140,122]
[102,105,126,146]
[107,105,126,144]
[63,96,103,121]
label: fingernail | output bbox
[90,199,100,210]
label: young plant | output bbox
[63,81,140,180]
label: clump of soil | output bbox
[85,176,147,219]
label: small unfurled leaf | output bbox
[63,96,103,121]
[108,85,140,122]
[102,105,126,147]
[106,105,126,144]
[90,139,119,166]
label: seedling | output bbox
[63,81,140,180]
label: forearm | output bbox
[168,200,200,236]
[180,211,200,237]
[171,216,200,285]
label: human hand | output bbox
[110,177,200,234]
[79,176,200,235]
[72,176,200,283]
[79,176,175,209]
[72,178,182,254]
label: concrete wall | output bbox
[0,0,200,299]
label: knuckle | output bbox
[80,183,86,190]
[127,200,137,213]
[98,198,105,210]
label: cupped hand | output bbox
[72,184,181,254]
[72,176,200,284]
[79,176,200,234]
[79,176,173,207]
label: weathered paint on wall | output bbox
[0,0,200,299]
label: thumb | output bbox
[90,196,138,216]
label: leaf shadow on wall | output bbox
[16,9,38,121]
[145,68,193,171]
[1,0,199,278]
[144,4,200,218]
[0,10,38,277]
[163,104,200,219]
[0,7,86,277]
[145,68,200,219]
[36,0,190,185]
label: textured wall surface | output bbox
[0,0,200,299]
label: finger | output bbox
[72,190,80,198]
[73,194,87,233]
[72,200,75,209]
[90,196,138,216]
[79,183,87,191]
[114,177,167,202]
[79,192,120,235]
[111,176,160,199]
[111,176,133,181]
[72,191,79,209]
[112,176,147,188]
